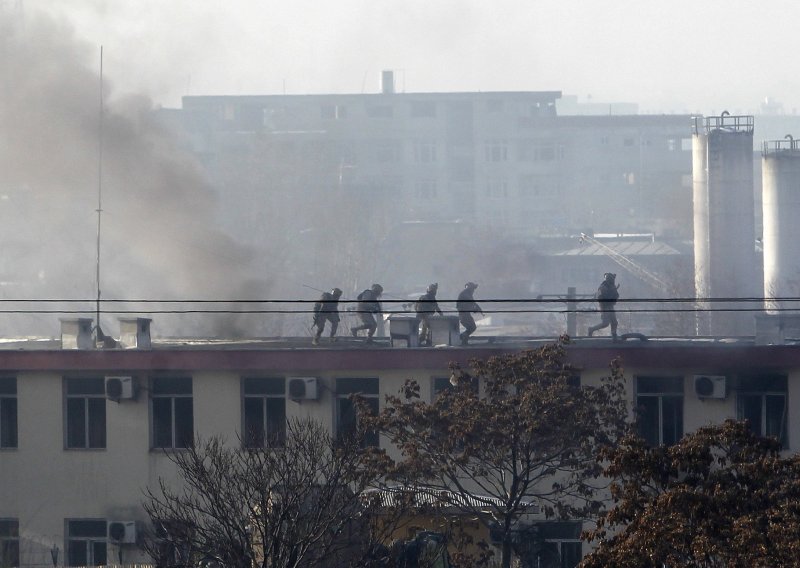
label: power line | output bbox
[0,296,795,304]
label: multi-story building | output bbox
[1,316,798,567]
[159,80,695,307]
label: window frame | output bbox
[151,377,194,450]
[412,140,437,163]
[335,377,379,447]
[736,375,788,448]
[242,377,287,449]
[0,377,17,449]
[484,139,508,162]
[635,376,684,446]
[66,518,107,567]
[0,519,19,568]
[64,377,107,450]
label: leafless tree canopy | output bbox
[142,418,393,568]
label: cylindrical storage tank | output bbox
[692,113,758,336]
[762,137,800,313]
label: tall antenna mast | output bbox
[95,46,103,332]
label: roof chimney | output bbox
[60,318,94,350]
[381,70,395,94]
[118,318,152,349]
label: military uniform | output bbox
[312,288,342,345]
[457,282,483,345]
[415,283,443,346]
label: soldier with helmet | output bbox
[312,287,343,345]
[588,272,620,340]
[351,283,384,342]
[415,283,443,346]
[457,282,484,346]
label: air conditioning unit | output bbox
[694,375,727,399]
[288,377,319,401]
[107,520,136,544]
[105,376,135,402]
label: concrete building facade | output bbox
[1,317,799,567]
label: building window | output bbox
[243,378,286,448]
[152,519,192,566]
[336,378,379,447]
[518,139,560,162]
[66,519,107,567]
[413,140,437,163]
[152,377,193,449]
[65,378,106,449]
[636,376,683,446]
[0,519,19,568]
[511,521,582,567]
[485,139,508,162]
[737,375,788,448]
[0,378,17,449]
[432,377,453,401]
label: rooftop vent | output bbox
[60,318,94,350]
[381,70,395,94]
[118,318,151,349]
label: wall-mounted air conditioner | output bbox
[105,376,135,402]
[693,375,727,399]
[107,520,137,544]
[288,377,319,401]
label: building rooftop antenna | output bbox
[95,45,107,344]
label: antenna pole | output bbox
[96,46,103,328]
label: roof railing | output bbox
[692,111,754,135]
[763,134,800,156]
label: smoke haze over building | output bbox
[0,11,260,337]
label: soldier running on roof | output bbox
[415,283,443,346]
[350,284,383,343]
[457,282,483,346]
[588,272,620,340]
[312,288,343,345]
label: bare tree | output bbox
[362,340,628,568]
[142,418,395,567]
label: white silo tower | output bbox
[762,136,800,313]
[692,112,758,336]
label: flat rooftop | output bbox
[0,335,797,373]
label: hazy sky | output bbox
[24,0,800,115]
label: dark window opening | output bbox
[636,376,683,446]
[336,378,379,447]
[152,377,193,449]
[67,519,107,567]
[65,378,106,449]
[243,378,286,448]
[0,378,17,449]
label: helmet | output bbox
[465,282,478,290]
[331,288,343,297]
[604,272,616,281]
[371,283,384,295]
[427,283,438,293]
